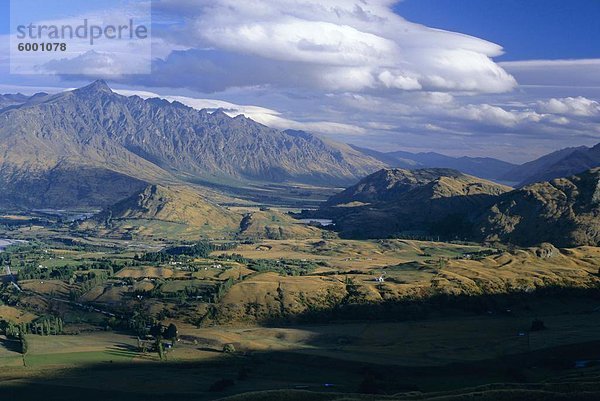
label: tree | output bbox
[165,323,178,344]
[149,323,164,338]
[20,334,28,355]
[155,336,165,360]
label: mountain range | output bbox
[1,81,599,211]
[501,143,600,187]
[351,141,600,187]
[315,167,600,247]
[317,168,512,239]
[349,145,517,182]
[477,168,600,247]
[1,80,599,248]
[0,81,384,208]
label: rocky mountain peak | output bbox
[75,79,114,95]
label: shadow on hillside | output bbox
[3,289,600,401]
[0,337,21,353]
[1,339,600,401]
[257,287,600,327]
[311,193,501,241]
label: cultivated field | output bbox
[1,220,599,400]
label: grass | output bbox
[0,305,37,324]
[238,209,324,240]
[19,279,70,296]
[1,226,599,401]
[1,296,600,400]
[115,266,176,279]
[208,240,598,324]
[24,350,135,367]
[216,239,488,272]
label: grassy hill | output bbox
[78,185,326,241]
[210,240,599,324]
[477,168,600,247]
[79,184,241,240]
[316,169,511,239]
[238,209,324,241]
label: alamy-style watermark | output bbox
[10,0,152,75]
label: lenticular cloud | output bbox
[172,0,517,93]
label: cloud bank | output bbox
[149,0,517,93]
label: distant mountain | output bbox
[476,168,600,247]
[319,166,600,247]
[350,145,516,181]
[0,81,384,208]
[0,92,50,111]
[0,93,29,109]
[502,144,600,186]
[355,141,600,190]
[348,145,420,169]
[324,168,467,206]
[317,168,511,239]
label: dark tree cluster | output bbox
[137,241,238,264]
[1,316,64,337]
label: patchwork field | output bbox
[1,226,599,400]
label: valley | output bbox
[1,202,599,400]
[0,82,599,401]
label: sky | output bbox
[1,0,599,163]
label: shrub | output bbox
[223,343,236,353]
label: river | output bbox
[298,219,334,227]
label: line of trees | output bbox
[18,264,76,280]
[69,271,110,300]
[0,320,29,355]
[213,278,234,303]
[137,241,238,263]
[1,316,64,337]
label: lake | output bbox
[298,218,334,227]
[0,239,25,252]
[0,239,13,251]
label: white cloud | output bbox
[151,0,517,93]
[500,59,600,88]
[4,1,600,163]
[536,96,600,117]
[43,50,148,77]
[450,104,550,127]
[114,89,366,135]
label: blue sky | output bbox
[395,0,600,61]
[4,0,599,60]
[0,0,599,163]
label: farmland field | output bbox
[1,305,600,400]
[1,215,599,400]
